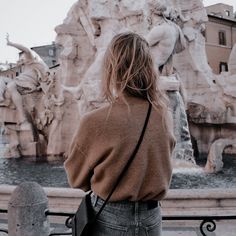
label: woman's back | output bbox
[65,94,175,201]
[64,32,176,236]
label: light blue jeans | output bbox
[90,194,162,236]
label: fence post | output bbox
[8,182,50,236]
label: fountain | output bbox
[0,3,236,235]
[53,0,236,172]
[0,0,235,176]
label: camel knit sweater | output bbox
[64,95,175,201]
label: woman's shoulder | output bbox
[80,103,111,128]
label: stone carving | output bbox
[54,0,195,165]
[173,0,214,90]
[0,123,21,158]
[0,36,65,157]
[184,38,236,162]
[44,94,65,156]
[1,0,235,167]
[1,35,49,130]
[144,1,194,164]
[59,0,186,114]
[54,0,236,172]
[205,138,236,173]
[146,1,186,76]
[0,76,13,107]
[166,1,236,172]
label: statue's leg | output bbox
[7,81,31,129]
[0,80,7,102]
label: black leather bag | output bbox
[72,191,94,236]
[72,103,152,236]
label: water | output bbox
[0,155,236,189]
[170,156,236,189]
[0,158,69,188]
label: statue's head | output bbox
[17,51,40,66]
[18,52,31,66]
[147,0,167,15]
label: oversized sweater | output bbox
[64,95,176,201]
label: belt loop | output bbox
[92,193,98,207]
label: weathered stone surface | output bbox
[54,0,195,165]
[57,0,236,171]
[205,138,236,173]
[8,182,50,236]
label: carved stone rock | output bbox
[205,138,236,173]
[55,0,236,171]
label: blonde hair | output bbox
[102,32,168,112]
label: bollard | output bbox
[8,182,50,236]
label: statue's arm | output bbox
[6,35,34,59]
[146,25,165,47]
[7,41,32,54]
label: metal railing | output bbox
[0,209,8,235]
[45,210,74,236]
[1,208,236,235]
[163,215,236,236]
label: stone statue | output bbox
[146,0,186,75]
[4,34,49,130]
[54,0,195,165]
[173,0,214,89]
[0,76,12,105]
[0,0,234,166]
[144,0,194,165]
[60,0,122,116]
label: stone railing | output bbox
[0,182,236,235]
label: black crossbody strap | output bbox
[94,102,152,220]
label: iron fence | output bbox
[163,215,236,236]
[45,210,74,236]
[1,208,236,235]
[0,209,8,235]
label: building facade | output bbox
[30,42,60,68]
[0,62,21,79]
[205,3,236,74]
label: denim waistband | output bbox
[91,193,160,210]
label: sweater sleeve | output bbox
[64,115,97,191]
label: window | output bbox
[225,10,230,17]
[219,31,226,45]
[219,62,228,73]
[49,49,54,56]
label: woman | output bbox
[64,32,175,235]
